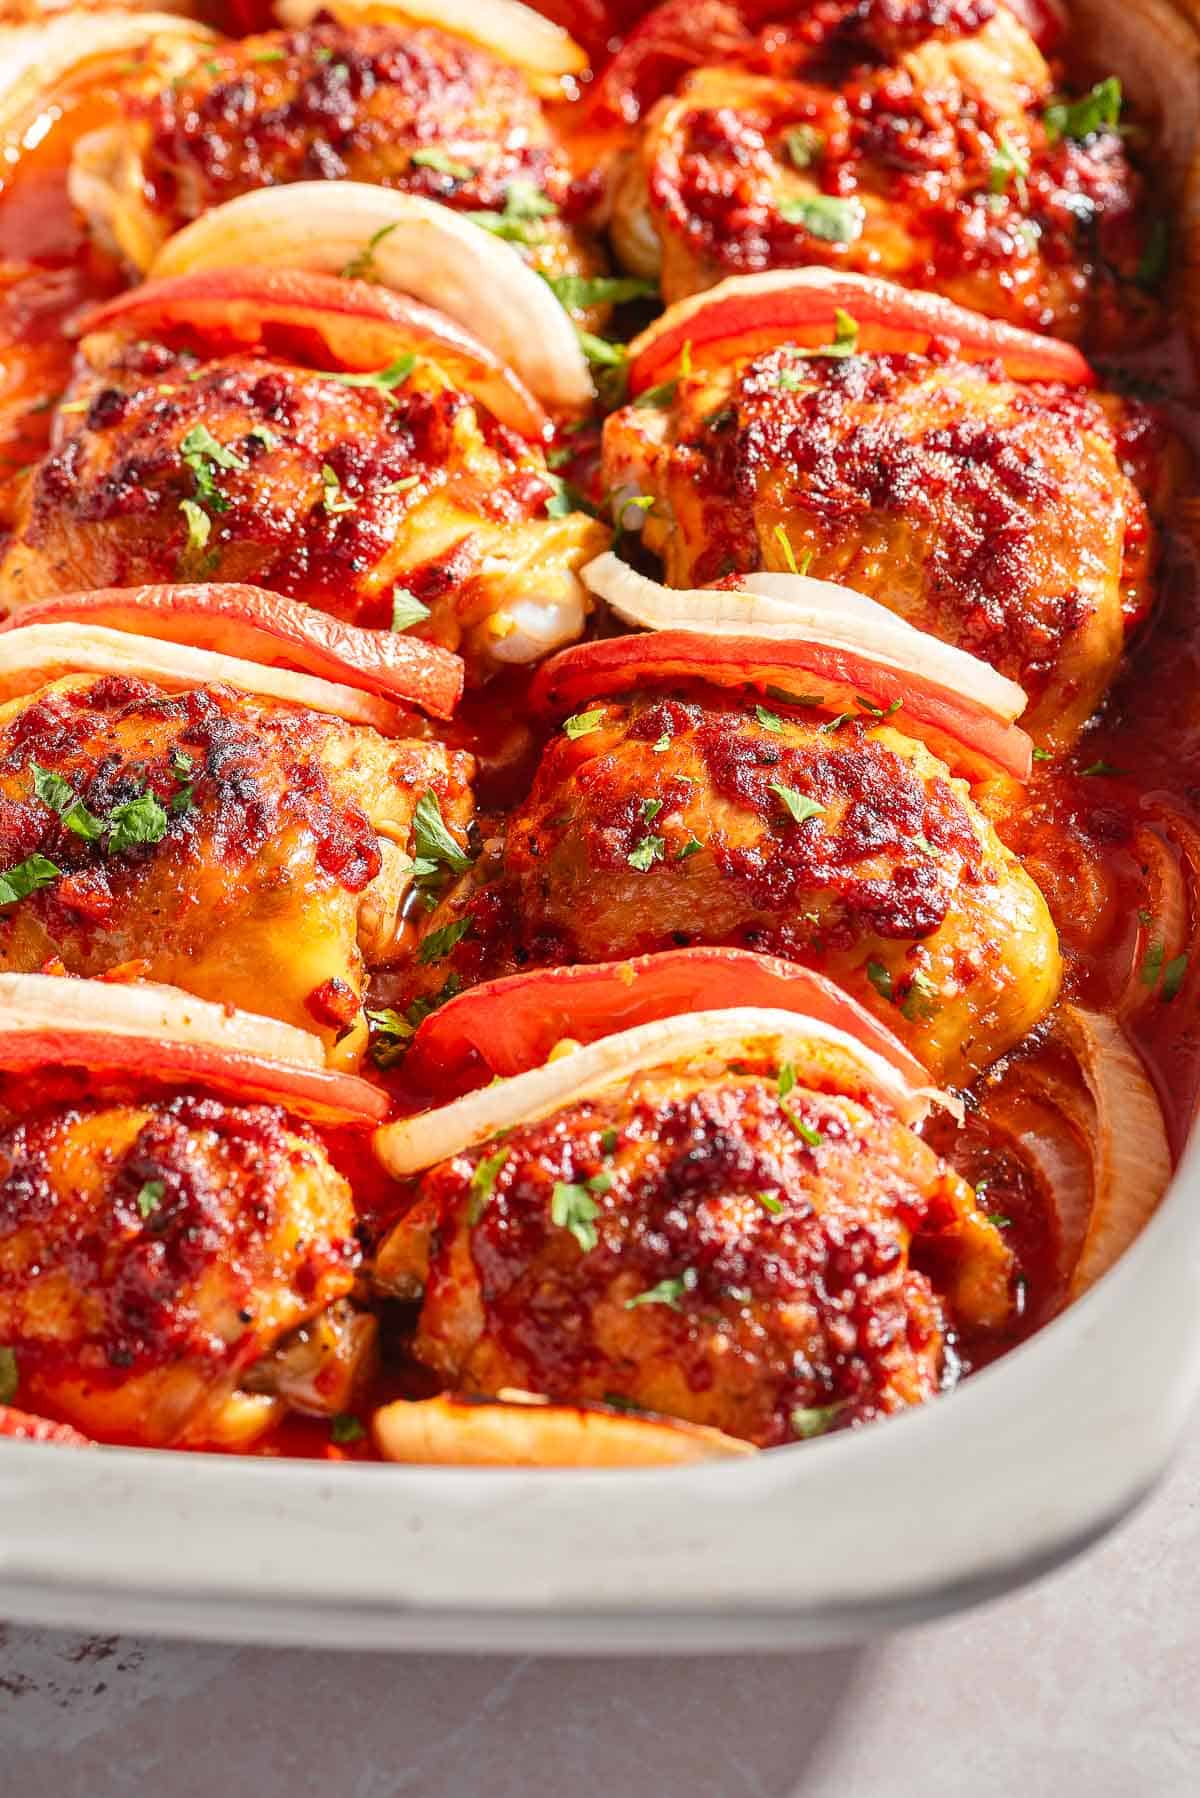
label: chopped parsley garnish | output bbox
[366,1006,414,1064]
[900,970,938,1021]
[1044,76,1121,143]
[245,424,279,452]
[418,916,473,964]
[652,729,673,753]
[600,1128,619,1154]
[625,1269,697,1311]
[32,762,103,839]
[641,798,663,824]
[252,46,286,61]
[766,685,824,708]
[466,182,558,245]
[1080,760,1125,777]
[1031,746,1053,762]
[756,1191,784,1215]
[391,588,431,632]
[988,131,1030,195]
[777,1062,797,1098]
[0,854,60,907]
[855,694,902,721]
[340,221,400,281]
[773,522,801,575]
[321,354,415,406]
[468,1148,509,1224]
[386,473,421,494]
[1141,940,1165,987]
[545,474,593,518]
[577,329,630,369]
[790,1402,843,1440]
[986,1212,1013,1228]
[778,194,864,243]
[412,789,473,875]
[320,464,356,515]
[1162,954,1189,1002]
[546,273,658,310]
[563,708,605,740]
[676,836,703,859]
[411,148,474,181]
[180,422,244,512]
[769,784,824,825]
[179,496,212,553]
[866,959,893,1001]
[137,1179,165,1219]
[632,376,679,411]
[107,793,169,855]
[778,1062,822,1146]
[551,1180,601,1252]
[628,834,665,871]
[330,1414,366,1445]
[784,124,824,169]
[755,704,784,734]
[0,1346,16,1405]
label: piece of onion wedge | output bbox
[372,1394,753,1466]
[584,553,1026,722]
[0,11,211,146]
[4,585,464,722]
[150,184,593,415]
[375,1005,946,1177]
[1058,1007,1172,1299]
[0,972,390,1123]
[0,622,409,733]
[274,0,588,82]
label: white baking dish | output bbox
[1,1118,1196,1652]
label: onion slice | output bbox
[0,973,389,1124]
[537,569,1033,780]
[375,1005,947,1177]
[406,945,932,1094]
[274,0,588,81]
[149,185,593,416]
[585,554,1026,722]
[0,622,411,734]
[0,11,212,146]
[372,1394,753,1466]
[625,270,1096,396]
[78,268,548,442]
[1058,1006,1172,1298]
[3,585,463,722]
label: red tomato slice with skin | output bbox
[406,945,931,1092]
[77,268,550,442]
[0,1029,390,1126]
[0,1405,92,1446]
[2,584,464,723]
[626,271,1096,397]
[530,630,1033,779]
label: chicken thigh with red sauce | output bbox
[602,0,1163,346]
[70,20,602,289]
[376,1053,1012,1446]
[604,343,1175,744]
[0,325,607,663]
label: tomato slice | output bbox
[626,271,1096,396]
[78,268,549,442]
[0,1029,390,1126]
[3,584,464,723]
[530,629,1034,779]
[0,1405,92,1446]
[406,945,930,1091]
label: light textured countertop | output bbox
[2,1421,1198,1797]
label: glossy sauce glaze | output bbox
[0,0,1193,1462]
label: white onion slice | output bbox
[375,1005,945,1177]
[0,623,404,733]
[0,12,212,141]
[1059,1006,1172,1298]
[150,183,593,415]
[372,1394,754,1466]
[274,0,587,80]
[582,553,1027,725]
[0,971,325,1068]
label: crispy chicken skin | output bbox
[610,0,1162,345]
[604,348,1169,745]
[0,1081,360,1447]
[418,687,1061,1082]
[0,673,473,1066]
[377,1062,1013,1446]
[0,331,607,663]
[71,21,601,287]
